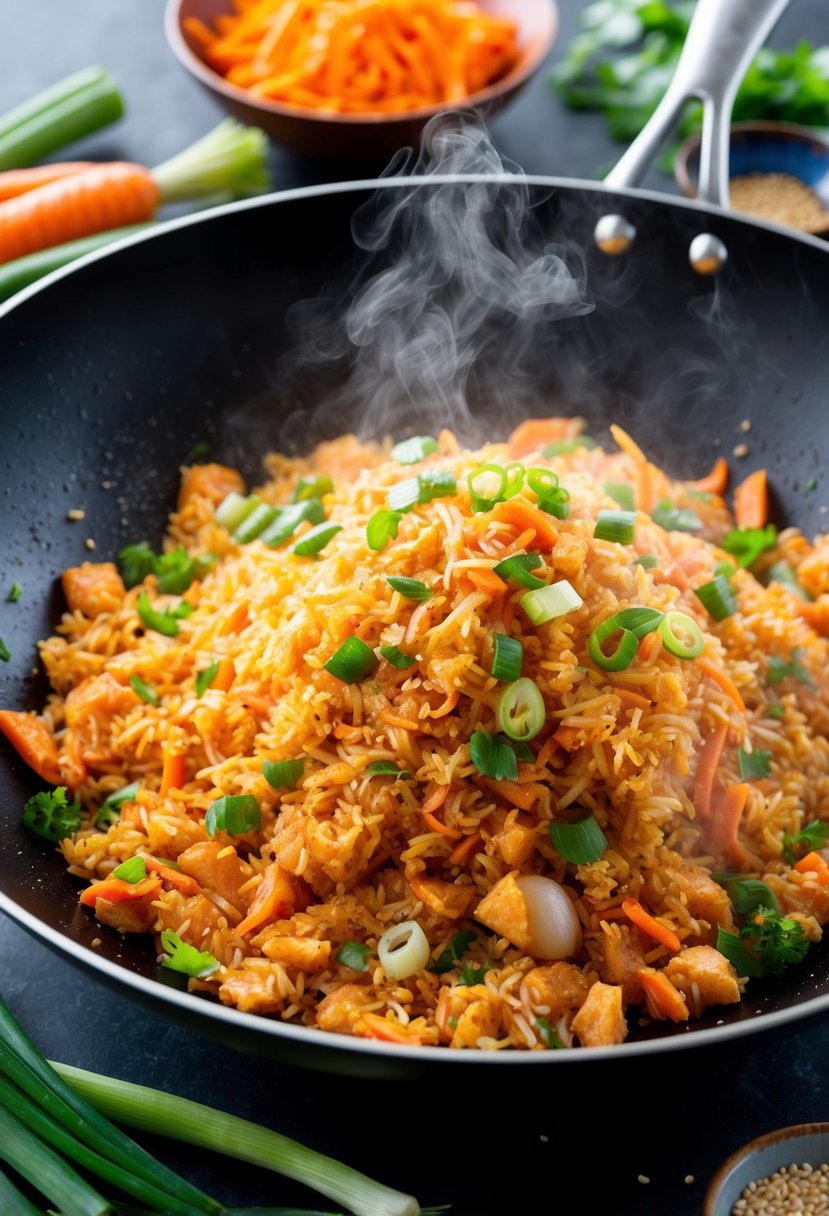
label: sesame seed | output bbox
[637,1175,650,1185]
[733,443,750,458]
[539,1134,549,1143]
[67,508,85,521]
[685,1175,694,1185]
[85,538,96,551]
[733,1160,829,1215]
[739,419,752,432]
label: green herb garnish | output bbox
[430,930,476,975]
[95,781,140,828]
[130,674,160,706]
[160,929,220,979]
[22,786,82,842]
[336,940,374,971]
[766,648,814,689]
[738,747,771,781]
[365,761,413,779]
[782,819,829,864]
[195,660,220,698]
[7,582,22,603]
[469,730,518,781]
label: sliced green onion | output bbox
[336,940,373,971]
[429,929,476,974]
[720,525,777,569]
[262,758,304,790]
[588,607,663,671]
[260,499,325,547]
[536,1017,565,1049]
[195,659,220,698]
[594,509,636,545]
[651,500,701,532]
[293,521,342,557]
[7,582,22,603]
[520,579,583,625]
[391,435,438,464]
[111,857,147,884]
[387,477,421,512]
[379,644,416,669]
[0,638,9,662]
[633,554,658,570]
[0,66,125,172]
[366,509,404,551]
[738,747,771,781]
[377,920,430,980]
[215,491,255,532]
[95,781,140,828]
[417,469,456,502]
[550,810,608,864]
[527,467,570,518]
[603,482,635,511]
[205,794,260,838]
[365,761,412,779]
[694,576,738,621]
[503,463,527,499]
[469,730,518,781]
[386,576,432,601]
[491,634,523,682]
[658,610,704,659]
[136,591,188,638]
[493,552,545,590]
[233,502,278,544]
[766,560,812,601]
[467,463,508,512]
[714,560,737,579]
[293,474,333,502]
[160,930,220,979]
[129,674,159,706]
[542,437,596,457]
[527,467,559,493]
[496,678,545,742]
[324,636,378,683]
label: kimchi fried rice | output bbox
[5,415,829,1051]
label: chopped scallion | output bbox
[496,678,545,742]
[336,940,374,970]
[232,502,278,544]
[467,463,508,512]
[593,508,636,545]
[195,659,220,698]
[379,643,416,669]
[386,576,432,601]
[541,437,596,456]
[215,491,254,532]
[292,521,342,557]
[766,560,812,601]
[550,810,608,864]
[262,758,303,790]
[293,474,333,502]
[387,477,421,512]
[651,500,701,532]
[633,554,658,570]
[603,482,635,511]
[130,674,159,705]
[260,499,325,547]
[324,636,378,683]
[111,857,147,884]
[588,607,663,671]
[366,509,404,551]
[95,781,140,828]
[136,591,190,638]
[160,929,220,979]
[390,435,438,464]
[493,552,545,589]
[520,579,583,625]
[657,610,704,659]
[491,634,523,682]
[204,794,260,838]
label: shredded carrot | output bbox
[553,724,582,752]
[425,690,459,719]
[79,876,161,907]
[423,810,463,839]
[734,468,768,531]
[638,967,689,1022]
[193,0,520,116]
[212,656,236,692]
[615,688,651,712]
[485,778,546,812]
[693,721,729,819]
[158,747,185,797]
[144,856,201,896]
[506,417,581,459]
[499,596,516,632]
[696,655,746,714]
[235,862,296,935]
[0,710,63,784]
[711,782,750,866]
[358,1012,422,1045]
[793,850,829,885]
[609,424,648,465]
[421,783,449,816]
[534,735,558,770]
[0,163,160,264]
[689,456,728,496]
[621,896,681,953]
[449,831,482,866]
[465,567,507,597]
[0,163,96,202]
[493,499,559,550]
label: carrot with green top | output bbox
[622,896,681,953]
[0,162,94,201]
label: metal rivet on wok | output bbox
[689,233,728,275]
[593,214,636,255]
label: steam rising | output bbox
[278,112,594,446]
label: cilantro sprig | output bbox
[783,819,829,865]
[22,786,82,842]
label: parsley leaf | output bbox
[118,541,216,594]
[457,961,490,986]
[720,525,778,569]
[766,648,814,689]
[738,747,771,781]
[22,786,82,842]
[782,819,829,865]
[536,1017,565,1049]
[430,930,476,975]
[741,906,810,977]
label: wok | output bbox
[2,0,829,1079]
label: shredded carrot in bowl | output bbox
[185,0,522,115]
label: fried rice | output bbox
[7,415,829,1051]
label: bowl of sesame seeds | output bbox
[703,1123,829,1216]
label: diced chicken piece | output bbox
[94,893,158,934]
[259,935,331,972]
[316,983,376,1034]
[672,864,735,940]
[522,961,590,1019]
[599,923,647,1005]
[435,983,500,1047]
[61,562,126,617]
[64,673,136,766]
[552,531,588,578]
[303,813,380,888]
[157,893,224,947]
[474,871,531,952]
[410,875,476,920]
[178,463,245,511]
[570,981,628,1047]
[489,813,537,868]
[662,945,741,1015]
[177,841,253,913]
[219,965,285,1015]
[765,873,829,925]
[146,812,206,859]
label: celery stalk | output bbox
[0,67,124,170]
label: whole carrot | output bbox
[0,162,95,202]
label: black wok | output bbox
[2,1,829,1080]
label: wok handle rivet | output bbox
[594,214,636,255]
[689,233,728,275]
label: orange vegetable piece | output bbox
[485,778,546,812]
[449,831,482,867]
[144,856,201,896]
[621,896,681,953]
[506,417,581,459]
[236,862,297,936]
[178,462,245,510]
[710,782,750,866]
[465,568,508,597]
[0,710,62,784]
[212,657,236,692]
[692,721,729,820]
[79,875,161,907]
[696,655,746,714]
[688,456,728,496]
[158,746,185,798]
[493,499,559,550]
[638,967,689,1022]
[733,468,768,530]
[793,851,829,885]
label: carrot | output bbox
[235,862,296,936]
[795,599,829,636]
[78,875,161,907]
[485,778,546,811]
[793,851,829,885]
[358,1012,421,1045]
[425,690,459,719]
[144,856,201,896]
[734,468,768,530]
[158,747,185,798]
[615,688,651,712]
[0,710,62,784]
[710,782,750,865]
[693,721,729,819]
[0,163,95,202]
[696,655,746,714]
[423,810,463,840]
[689,456,728,496]
[621,896,681,953]
[506,417,580,459]
[553,724,582,752]
[638,968,689,1022]
[449,831,482,866]
[493,499,559,550]
[465,568,508,597]
[212,657,236,692]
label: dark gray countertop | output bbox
[2,3,829,1215]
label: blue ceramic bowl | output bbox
[675,119,829,222]
[703,1123,829,1215]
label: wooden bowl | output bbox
[164,0,558,160]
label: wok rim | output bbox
[2,171,829,1067]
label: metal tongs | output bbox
[595,0,792,273]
